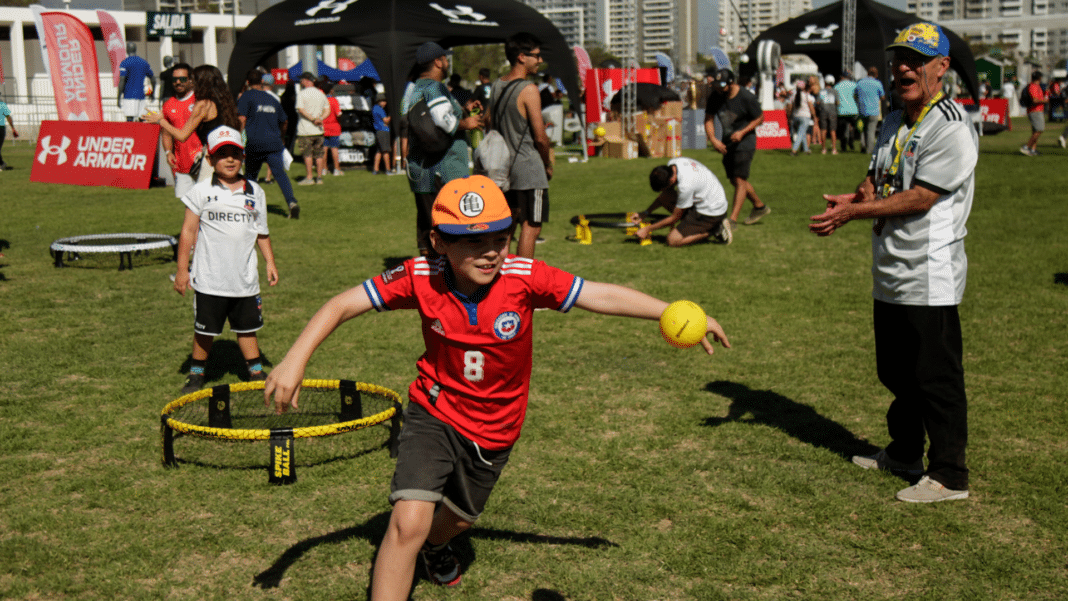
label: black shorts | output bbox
[375,130,391,153]
[504,188,550,225]
[677,208,725,237]
[193,291,263,336]
[389,401,512,522]
[723,148,754,181]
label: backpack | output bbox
[1019,84,1033,109]
[473,80,527,192]
[407,96,453,155]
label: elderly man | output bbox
[810,23,977,503]
[295,71,329,185]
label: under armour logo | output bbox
[305,0,358,17]
[799,23,839,39]
[37,135,71,165]
[430,3,486,22]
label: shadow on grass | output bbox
[702,380,879,461]
[252,512,618,592]
[170,436,388,471]
[177,339,274,383]
[265,202,289,218]
[383,256,411,271]
[1055,273,1068,286]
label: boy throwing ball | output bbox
[263,175,728,599]
[176,126,279,394]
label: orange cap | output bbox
[432,175,512,235]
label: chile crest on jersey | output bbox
[493,311,521,341]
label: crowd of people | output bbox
[106,22,980,601]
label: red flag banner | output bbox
[756,110,791,150]
[31,120,160,189]
[96,10,126,88]
[954,98,1010,130]
[573,46,591,90]
[584,68,662,125]
[41,11,102,121]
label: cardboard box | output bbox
[602,139,639,159]
[654,100,684,122]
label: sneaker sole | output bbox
[744,207,771,225]
[897,489,969,503]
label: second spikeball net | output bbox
[161,379,402,484]
[568,213,669,246]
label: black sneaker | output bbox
[420,542,461,587]
[288,203,300,220]
[180,373,205,395]
[249,370,267,382]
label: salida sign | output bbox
[31,121,160,189]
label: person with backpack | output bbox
[1021,71,1048,156]
[484,32,554,259]
[401,42,484,257]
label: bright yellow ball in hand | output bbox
[594,126,607,137]
[659,300,707,348]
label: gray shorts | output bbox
[389,401,512,522]
[1029,111,1045,132]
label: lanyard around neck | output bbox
[888,91,943,178]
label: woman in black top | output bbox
[144,65,240,146]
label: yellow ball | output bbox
[594,126,607,137]
[659,300,707,349]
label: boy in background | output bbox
[175,126,279,394]
[264,175,729,599]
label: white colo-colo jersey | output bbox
[668,157,728,217]
[867,97,977,306]
[182,175,269,297]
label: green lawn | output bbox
[1,118,1065,601]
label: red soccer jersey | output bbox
[163,92,203,174]
[364,255,584,450]
[323,97,342,137]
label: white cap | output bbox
[825,75,835,84]
[206,126,244,154]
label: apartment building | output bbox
[909,0,1068,66]
[718,0,813,52]
[523,0,699,69]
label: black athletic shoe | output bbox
[180,373,205,395]
[288,203,300,220]
[248,370,267,382]
[420,542,461,587]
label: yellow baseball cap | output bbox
[432,175,512,235]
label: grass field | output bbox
[1,118,1066,601]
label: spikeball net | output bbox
[568,213,668,246]
[50,233,178,270]
[161,379,403,484]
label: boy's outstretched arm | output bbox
[264,286,374,414]
[574,281,730,355]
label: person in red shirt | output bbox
[318,78,344,177]
[264,175,730,599]
[160,63,203,197]
[1022,71,1048,156]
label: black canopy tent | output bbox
[227,0,581,127]
[738,0,980,103]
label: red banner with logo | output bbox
[954,98,1010,130]
[32,121,160,189]
[41,12,102,121]
[271,69,290,85]
[96,10,126,88]
[584,68,662,124]
[756,110,791,150]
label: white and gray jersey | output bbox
[669,157,728,218]
[182,176,269,298]
[867,97,978,306]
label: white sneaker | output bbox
[852,448,924,476]
[896,475,969,503]
[1059,135,1066,148]
[333,169,344,176]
